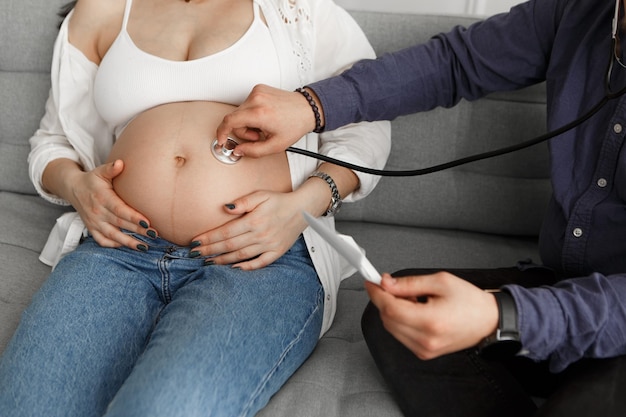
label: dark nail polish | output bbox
[188,251,201,258]
[139,220,149,228]
[225,203,236,210]
[137,244,148,252]
[204,260,215,266]
[190,241,202,248]
[147,229,157,239]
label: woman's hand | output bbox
[190,190,309,270]
[53,159,157,250]
[191,162,356,270]
[365,272,499,360]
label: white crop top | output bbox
[93,0,281,132]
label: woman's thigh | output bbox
[0,238,163,417]
[106,237,324,417]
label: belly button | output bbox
[174,156,187,167]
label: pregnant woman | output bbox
[0,0,390,416]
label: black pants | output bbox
[361,267,626,417]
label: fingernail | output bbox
[147,229,157,239]
[137,244,148,252]
[225,204,236,210]
[139,220,149,228]
[188,251,201,258]
[204,260,215,266]
[190,241,201,248]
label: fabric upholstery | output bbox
[0,4,547,416]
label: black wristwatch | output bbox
[478,290,523,360]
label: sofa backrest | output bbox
[338,11,551,237]
[0,0,66,195]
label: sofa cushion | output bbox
[0,192,68,351]
[258,287,404,417]
[0,72,50,194]
[336,221,541,275]
[0,0,64,195]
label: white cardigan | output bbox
[28,0,391,335]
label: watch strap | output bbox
[494,290,519,341]
[478,290,522,360]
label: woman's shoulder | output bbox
[67,0,126,64]
[70,0,126,23]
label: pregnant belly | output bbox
[107,101,291,245]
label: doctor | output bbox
[216,0,626,415]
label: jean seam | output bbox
[157,256,172,304]
[239,285,324,417]
[467,351,509,404]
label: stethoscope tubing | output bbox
[286,94,610,177]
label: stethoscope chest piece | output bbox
[211,137,242,164]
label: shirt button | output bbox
[310,246,316,253]
[614,123,623,134]
[573,228,583,238]
[597,178,607,188]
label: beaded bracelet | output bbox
[295,87,323,133]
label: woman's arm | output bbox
[304,0,391,202]
[29,4,155,252]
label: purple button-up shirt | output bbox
[310,0,626,372]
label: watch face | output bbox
[479,340,523,361]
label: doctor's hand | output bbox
[365,272,499,360]
[216,84,324,158]
[57,159,157,250]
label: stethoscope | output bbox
[213,4,626,176]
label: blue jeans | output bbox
[0,234,323,417]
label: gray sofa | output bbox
[0,1,549,416]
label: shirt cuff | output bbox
[309,75,360,132]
